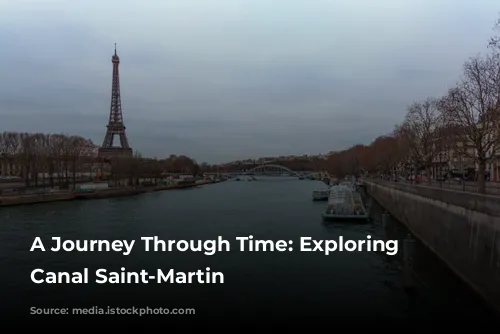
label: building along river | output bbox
[0,177,497,326]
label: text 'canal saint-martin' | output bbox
[29,236,399,284]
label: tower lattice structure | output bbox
[98,44,133,158]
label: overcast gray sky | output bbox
[0,0,498,163]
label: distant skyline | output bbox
[0,0,498,163]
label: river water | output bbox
[0,177,497,327]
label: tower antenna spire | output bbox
[114,43,117,55]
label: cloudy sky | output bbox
[0,0,498,163]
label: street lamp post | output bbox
[439,152,443,188]
[462,165,466,191]
[410,164,414,184]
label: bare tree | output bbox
[2,132,21,176]
[50,134,66,186]
[438,55,500,193]
[400,97,444,182]
[0,133,6,156]
[45,134,57,187]
[127,151,143,186]
[489,14,500,52]
[392,124,412,178]
[30,133,46,186]
[488,14,500,151]
[18,133,33,186]
[68,136,85,188]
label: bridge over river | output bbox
[227,163,314,178]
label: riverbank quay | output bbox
[386,178,500,195]
[362,178,500,314]
[0,191,74,207]
[0,179,224,207]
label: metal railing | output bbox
[367,178,500,196]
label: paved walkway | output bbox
[377,179,500,196]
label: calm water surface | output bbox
[0,178,496,326]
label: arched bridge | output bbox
[241,164,302,177]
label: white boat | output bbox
[322,184,369,221]
[312,189,330,201]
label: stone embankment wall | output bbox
[0,192,74,206]
[364,180,500,312]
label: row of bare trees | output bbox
[0,131,206,189]
[0,132,96,188]
[320,18,500,194]
[96,153,202,187]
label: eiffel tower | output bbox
[98,44,133,158]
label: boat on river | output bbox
[322,184,369,221]
[312,189,330,201]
